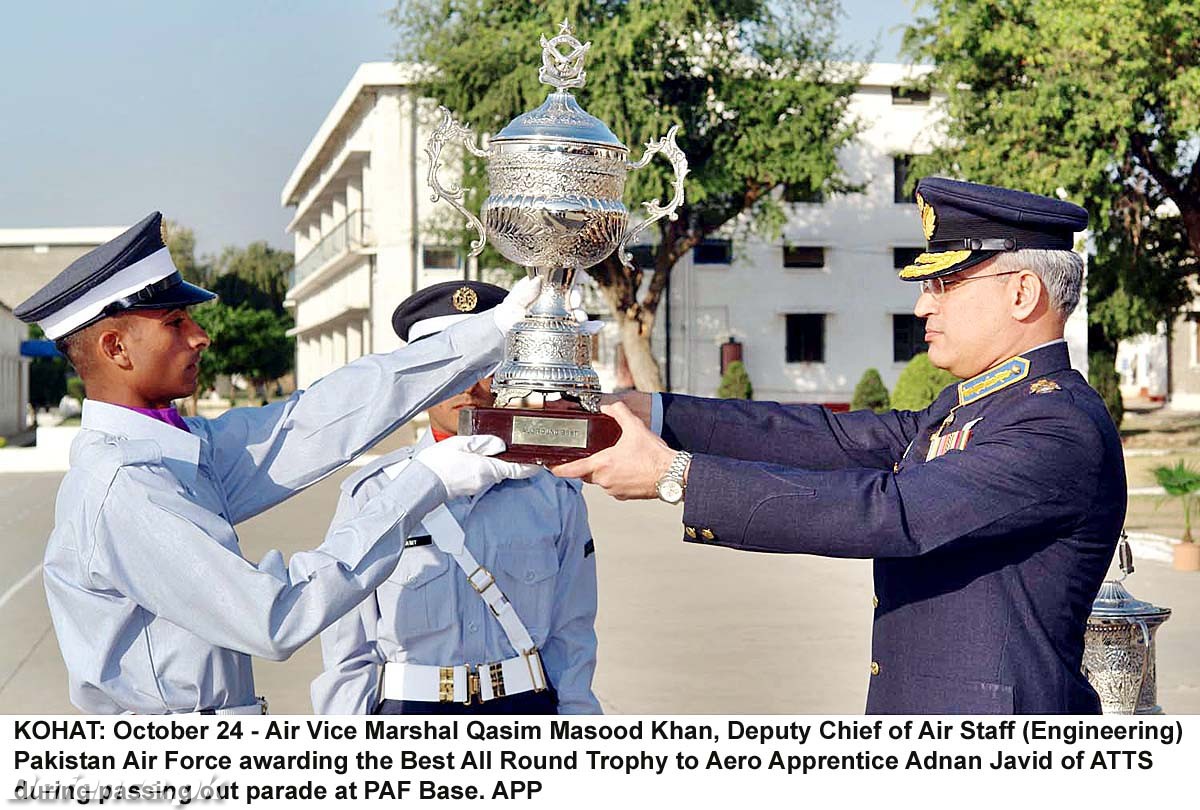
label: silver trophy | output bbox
[426,20,687,421]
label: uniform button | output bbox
[404,574,417,585]
[700,528,715,540]
[870,661,881,676]
[524,571,536,583]
[873,596,879,609]
[468,622,479,633]
[685,526,697,539]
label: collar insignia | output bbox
[1029,378,1061,394]
[452,286,478,312]
[957,356,1030,406]
[917,192,937,240]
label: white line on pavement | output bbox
[0,564,42,611]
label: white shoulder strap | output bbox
[422,505,540,662]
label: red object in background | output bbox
[720,337,743,375]
[822,402,851,412]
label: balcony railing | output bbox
[289,209,373,289]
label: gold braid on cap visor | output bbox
[898,250,974,280]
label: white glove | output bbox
[494,276,543,333]
[568,288,605,335]
[414,434,540,500]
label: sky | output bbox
[0,1,916,258]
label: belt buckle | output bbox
[488,662,506,699]
[468,565,495,595]
[438,667,455,703]
[522,648,547,693]
[464,665,481,706]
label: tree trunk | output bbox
[616,311,663,392]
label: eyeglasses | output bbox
[919,271,1019,297]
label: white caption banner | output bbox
[3,715,1194,808]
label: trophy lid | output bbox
[492,20,625,149]
[1089,580,1172,621]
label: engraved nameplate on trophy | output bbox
[427,20,687,466]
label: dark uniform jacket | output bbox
[660,342,1124,714]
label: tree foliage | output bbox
[1087,351,1124,429]
[891,353,959,411]
[191,304,294,393]
[851,367,890,412]
[904,0,1200,353]
[392,0,861,389]
[26,324,69,409]
[716,359,753,399]
[1152,460,1200,542]
[209,242,294,314]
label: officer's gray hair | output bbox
[989,249,1083,318]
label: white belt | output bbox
[198,697,269,716]
[380,652,547,705]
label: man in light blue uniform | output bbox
[312,281,601,715]
[14,213,541,714]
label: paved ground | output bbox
[1,458,1196,715]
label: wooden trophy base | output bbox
[457,400,621,466]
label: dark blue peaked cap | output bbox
[392,280,507,343]
[898,177,1088,281]
[13,211,215,340]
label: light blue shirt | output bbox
[311,432,601,715]
[43,313,504,714]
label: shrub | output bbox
[65,376,85,402]
[717,360,753,400]
[851,368,890,412]
[1088,352,1124,429]
[891,353,958,411]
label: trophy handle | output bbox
[616,125,688,270]
[426,106,491,257]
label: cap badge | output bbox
[452,286,478,312]
[916,192,937,240]
[1029,379,1061,394]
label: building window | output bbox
[893,315,929,363]
[894,155,916,204]
[694,239,733,265]
[785,314,825,363]
[891,86,931,105]
[422,246,459,269]
[893,247,924,268]
[783,181,825,203]
[783,245,826,269]
[628,244,656,269]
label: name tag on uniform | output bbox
[404,535,433,548]
[926,418,982,461]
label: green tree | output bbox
[163,221,212,288]
[851,368,890,413]
[904,0,1200,360]
[26,324,69,409]
[892,353,959,411]
[393,0,861,390]
[1088,351,1124,428]
[716,360,753,399]
[191,303,294,402]
[209,242,294,314]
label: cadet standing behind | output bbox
[14,213,541,714]
[312,281,601,715]
[555,179,1126,714]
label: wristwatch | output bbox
[656,451,692,505]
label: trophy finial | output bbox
[538,20,590,92]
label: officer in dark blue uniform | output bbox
[556,177,1126,714]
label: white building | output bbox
[283,62,1088,401]
[0,226,123,438]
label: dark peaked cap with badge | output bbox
[14,211,215,340]
[392,280,508,343]
[898,177,1089,281]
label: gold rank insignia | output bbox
[916,192,937,240]
[452,286,478,312]
[1029,379,1061,394]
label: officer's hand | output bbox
[414,435,540,500]
[598,391,652,428]
[551,402,675,500]
[568,288,604,335]
[494,276,543,333]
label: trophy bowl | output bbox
[426,20,687,464]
